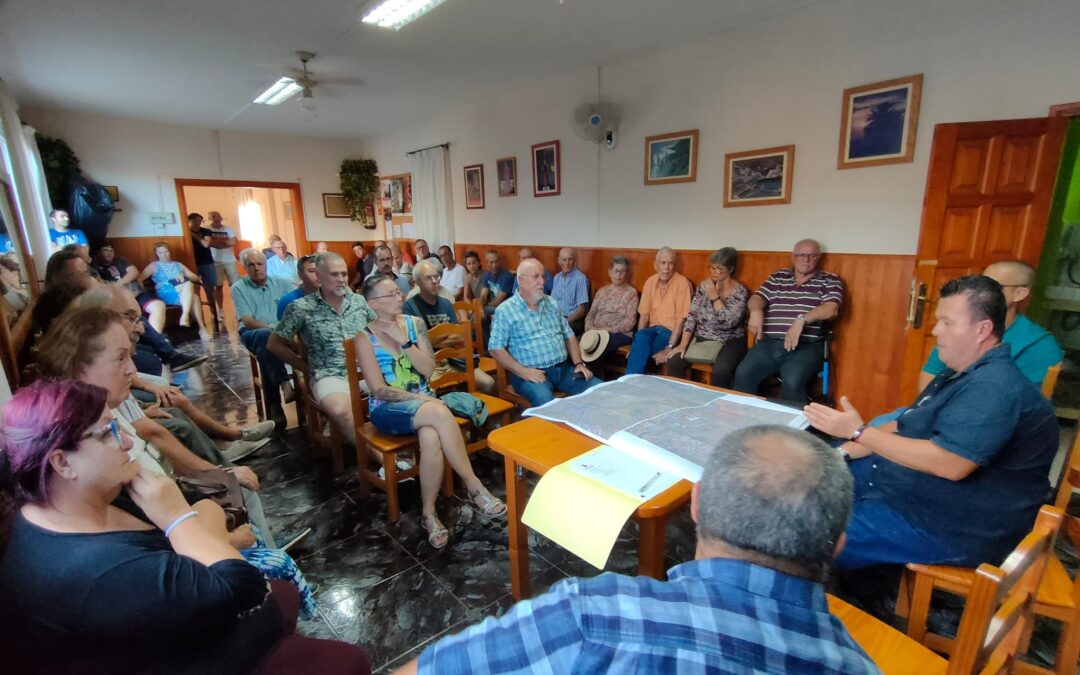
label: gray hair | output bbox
[609,255,630,270]
[78,284,116,309]
[709,247,738,273]
[315,251,345,271]
[239,248,264,265]
[655,246,676,262]
[413,259,439,278]
[696,425,853,581]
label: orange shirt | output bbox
[638,272,692,332]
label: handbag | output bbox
[683,338,725,364]
[175,469,249,530]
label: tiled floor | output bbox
[175,333,1077,673]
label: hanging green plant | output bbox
[339,158,379,223]
[36,133,81,209]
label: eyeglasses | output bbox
[999,284,1029,289]
[82,419,124,447]
[370,289,403,300]
[710,265,731,273]
[417,274,440,283]
[793,253,821,260]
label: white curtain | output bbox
[409,146,454,248]
[0,78,53,282]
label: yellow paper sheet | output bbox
[522,461,643,569]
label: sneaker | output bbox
[279,526,313,553]
[170,353,209,372]
[377,459,415,482]
[239,420,276,442]
[221,437,271,463]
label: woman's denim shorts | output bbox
[369,399,426,435]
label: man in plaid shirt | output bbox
[394,426,880,674]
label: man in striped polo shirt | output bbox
[733,239,843,403]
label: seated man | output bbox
[403,260,495,394]
[918,259,1062,391]
[366,244,411,295]
[805,275,1059,570]
[626,247,692,374]
[269,253,377,452]
[396,426,877,674]
[277,254,320,320]
[479,249,515,318]
[266,237,299,285]
[232,248,295,428]
[733,239,843,403]
[511,247,553,295]
[551,247,590,335]
[413,238,440,264]
[488,258,600,406]
[437,246,466,300]
[47,208,88,257]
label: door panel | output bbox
[899,117,1068,401]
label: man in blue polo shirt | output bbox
[918,260,1062,392]
[805,275,1058,569]
[479,249,515,319]
[233,248,294,427]
[488,258,600,406]
[551,247,590,335]
[393,426,879,675]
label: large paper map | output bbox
[524,375,808,482]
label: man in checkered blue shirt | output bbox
[394,426,880,674]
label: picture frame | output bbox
[464,164,485,209]
[837,74,923,169]
[380,173,413,214]
[723,145,795,208]
[644,129,699,185]
[104,185,119,203]
[322,192,350,218]
[531,140,560,197]
[496,156,517,197]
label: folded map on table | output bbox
[524,374,809,482]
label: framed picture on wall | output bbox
[838,73,923,169]
[496,156,517,197]
[644,129,699,185]
[531,140,560,197]
[723,145,795,207]
[322,193,350,218]
[464,164,485,209]
[380,174,413,214]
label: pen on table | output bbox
[638,471,662,496]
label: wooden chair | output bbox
[896,505,1069,674]
[293,336,345,473]
[451,298,497,374]
[1041,362,1062,400]
[248,352,264,419]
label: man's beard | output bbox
[331,285,348,297]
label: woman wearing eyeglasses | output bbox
[0,379,371,674]
[355,274,506,550]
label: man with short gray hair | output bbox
[398,425,878,673]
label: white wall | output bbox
[19,108,375,242]
[365,0,1080,255]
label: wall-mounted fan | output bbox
[572,97,622,149]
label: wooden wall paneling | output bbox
[107,236,187,270]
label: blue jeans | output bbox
[133,344,163,377]
[239,327,287,410]
[138,318,179,362]
[510,361,602,407]
[731,337,824,403]
[626,326,672,374]
[835,458,968,570]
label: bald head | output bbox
[792,239,823,276]
[984,260,1036,313]
[557,247,576,274]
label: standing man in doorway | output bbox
[188,212,220,332]
[207,210,240,327]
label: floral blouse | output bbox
[684,280,748,343]
[585,283,639,336]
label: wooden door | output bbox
[898,117,1069,400]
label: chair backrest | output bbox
[1054,429,1080,510]
[428,322,477,393]
[452,298,486,356]
[947,505,1064,675]
[342,337,371,426]
[1041,362,1062,399]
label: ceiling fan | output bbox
[253,51,364,111]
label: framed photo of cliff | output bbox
[723,145,795,208]
[464,164,485,209]
[531,140,560,197]
[838,74,923,169]
[644,129,699,185]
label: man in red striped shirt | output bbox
[733,239,843,403]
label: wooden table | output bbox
[488,416,693,600]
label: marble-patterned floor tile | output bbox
[297,527,420,594]
[296,615,340,641]
[529,525,641,580]
[263,491,373,555]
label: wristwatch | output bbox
[849,423,868,443]
[400,339,416,350]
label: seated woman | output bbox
[355,275,506,549]
[138,241,208,339]
[581,255,639,365]
[0,379,370,674]
[665,247,749,388]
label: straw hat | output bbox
[579,329,610,363]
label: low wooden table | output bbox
[488,416,693,600]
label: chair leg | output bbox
[905,572,935,644]
[895,571,911,618]
[442,457,454,497]
[1055,614,1080,675]
[385,453,400,523]
[355,441,371,500]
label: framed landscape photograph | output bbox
[838,74,923,169]
[723,145,795,207]
[644,129,699,185]
[531,140,560,197]
[322,192,350,218]
[496,156,517,197]
[464,164,485,209]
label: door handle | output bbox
[911,283,928,329]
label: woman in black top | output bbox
[0,379,369,675]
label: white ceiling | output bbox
[0,0,820,139]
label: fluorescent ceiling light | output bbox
[253,77,302,105]
[361,0,449,30]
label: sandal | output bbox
[469,486,508,518]
[420,514,450,549]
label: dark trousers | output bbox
[665,337,748,389]
[732,337,824,403]
[258,580,371,675]
[133,344,164,377]
[589,332,633,370]
[240,327,287,411]
[139,318,179,362]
